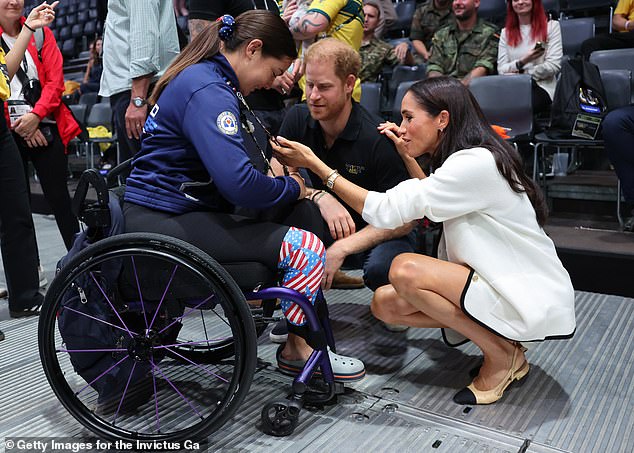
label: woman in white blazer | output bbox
[272,76,576,406]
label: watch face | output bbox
[133,98,145,107]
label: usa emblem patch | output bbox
[217,111,239,135]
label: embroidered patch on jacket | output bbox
[217,111,239,135]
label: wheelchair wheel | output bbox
[39,233,257,443]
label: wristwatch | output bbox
[324,170,339,190]
[131,96,147,108]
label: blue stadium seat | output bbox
[59,25,72,41]
[71,24,83,39]
[83,21,97,38]
[61,38,77,59]
[65,13,77,26]
[77,10,89,23]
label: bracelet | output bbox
[323,170,338,186]
[288,171,305,186]
[23,22,36,33]
[310,189,324,200]
[312,191,327,203]
[626,20,631,31]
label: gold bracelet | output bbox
[323,169,338,186]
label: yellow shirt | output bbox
[299,0,364,101]
[615,0,634,29]
[0,48,11,101]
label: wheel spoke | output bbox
[156,293,215,335]
[58,348,127,353]
[59,305,133,335]
[148,264,178,331]
[75,354,129,397]
[131,256,149,330]
[151,360,204,419]
[111,360,138,424]
[162,346,229,383]
[89,271,134,338]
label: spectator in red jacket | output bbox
[0,0,81,252]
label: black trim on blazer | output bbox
[455,269,576,343]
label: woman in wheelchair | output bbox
[122,11,364,381]
[273,76,576,406]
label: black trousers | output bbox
[0,125,43,310]
[532,80,552,117]
[15,124,79,250]
[110,90,141,163]
[581,31,634,59]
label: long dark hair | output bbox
[407,77,548,226]
[150,10,297,104]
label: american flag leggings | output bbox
[277,227,325,326]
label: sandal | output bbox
[10,304,41,319]
[276,345,366,382]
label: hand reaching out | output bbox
[270,135,319,169]
[25,1,59,30]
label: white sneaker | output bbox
[38,265,48,288]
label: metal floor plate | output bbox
[1,215,633,452]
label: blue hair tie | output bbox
[217,15,236,41]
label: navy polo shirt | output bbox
[278,102,410,228]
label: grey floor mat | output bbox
[1,216,633,452]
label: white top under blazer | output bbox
[362,147,576,342]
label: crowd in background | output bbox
[1,1,632,348]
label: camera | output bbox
[534,41,545,50]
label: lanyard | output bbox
[235,91,282,177]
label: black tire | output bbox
[39,233,257,442]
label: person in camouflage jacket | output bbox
[395,0,454,63]
[427,0,499,85]
[359,1,414,82]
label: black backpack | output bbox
[548,57,607,139]
[55,172,180,404]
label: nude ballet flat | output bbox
[454,344,529,405]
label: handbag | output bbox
[0,35,42,107]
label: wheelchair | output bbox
[38,165,345,442]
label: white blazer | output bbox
[363,147,576,341]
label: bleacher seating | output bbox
[61,38,77,60]
[387,0,416,38]
[560,17,595,57]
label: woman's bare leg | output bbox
[375,253,525,391]
[372,285,445,328]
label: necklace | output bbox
[223,76,281,177]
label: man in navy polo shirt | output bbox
[278,38,418,302]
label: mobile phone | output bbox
[534,41,545,50]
